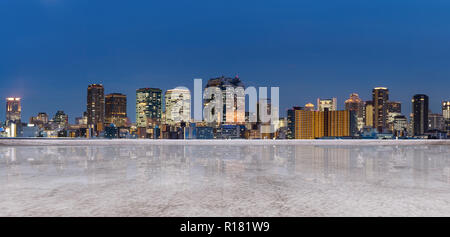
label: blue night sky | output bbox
[1,0,450,122]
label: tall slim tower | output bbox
[105,93,127,127]
[372,87,389,132]
[412,94,429,136]
[136,88,162,128]
[287,106,303,139]
[87,84,105,134]
[6,97,21,124]
[345,93,364,131]
[364,101,374,127]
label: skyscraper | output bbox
[165,87,191,125]
[204,76,245,125]
[428,113,444,131]
[372,87,389,132]
[287,106,302,139]
[443,101,450,135]
[393,115,408,137]
[53,110,68,129]
[105,93,127,127]
[30,112,48,128]
[136,88,162,128]
[364,101,374,127]
[386,101,402,132]
[387,101,402,113]
[6,97,21,124]
[412,94,429,136]
[75,112,88,125]
[87,84,105,134]
[317,98,337,112]
[344,93,364,131]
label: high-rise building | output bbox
[53,110,68,128]
[387,111,402,132]
[372,87,389,132]
[6,97,21,124]
[364,101,374,127]
[387,101,402,113]
[87,84,105,134]
[287,106,302,139]
[204,76,245,125]
[386,101,402,133]
[412,94,429,136]
[428,113,445,131]
[393,115,408,137]
[345,93,364,131]
[165,87,191,125]
[443,101,450,135]
[295,110,352,139]
[105,93,127,127]
[30,112,48,128]
[75,112,88,125]
[443,101,450,120]
[317,98,337,112]
[136,88,162,128]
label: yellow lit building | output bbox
[295,110,351,139]
[304,103,315,111]
[365,101,374,127]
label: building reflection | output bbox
[1,144,450,188]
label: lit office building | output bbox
[30,112,48,128]
[345,93,364,131]
[443,101,450,120]
[204,76,245,125]
[386,101,402,132]
[412,94,429,136]
[294,110,352,139]
[75,112,88,125]
[136,88,162,128]
[393,115,408,137]
[387,111,402,132]
[6,97,21,124]
[87,84,105,134]
[443,101,450,135]
[387,101,402,113]
[428,113,444,131]
[364,101,374,127]
[165,87,191,125]
[317,98,337,112]
[372,87,389,132]
[287,106,303,139]
[105,93,127,127]
[53,110,69,128]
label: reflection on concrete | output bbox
[1,144,449,186]
[0,144,450,216]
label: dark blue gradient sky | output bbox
[1,0,450,122]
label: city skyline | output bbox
[1,80,448,125]
[2,80,449,139]
[2,1,450,122]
